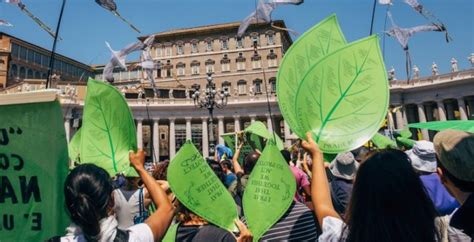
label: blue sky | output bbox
[0,0,472,78]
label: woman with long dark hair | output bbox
[301,132,442,242]
[61,150,174,241]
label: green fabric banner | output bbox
[371,133,397,149]
[408,121,474,133]
[277,14,347,138]
[243,140,296,241]
[0,100,69,241]
[295,35,389,153]
[168,141,238,231]
[80,79,138,177]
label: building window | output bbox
[191,42,198,53]
[27,69,33,79]
[156,46,162,57]
[11,43,19,58]
[236,38,243,49]
[10,64,17,77]
[267,33,275,45]
[162,60,172,78]
[176,62,185,76]
[205,59,215,74]
[221,54,230,72]
[27,50,34,62]
[251,54,262,69]
[19,46,27,60]
[221,39,228,50]
[269,77,276,93]
[177,45,184,55]
[191,61,200,75]
[236,53,246,71]
[206,40,213,52]
[34,71,41,79]
[251,34,260,46]
[19,66,26,78]
[165,46,172,56]
[253,79,262,94]
[222,81,231,93]
[237,80,247,95]
[267,50,278,67]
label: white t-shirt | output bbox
[60,223,154,242]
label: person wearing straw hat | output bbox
[328,152,359,218]
[434,130,474,240]
[406,140,459,216]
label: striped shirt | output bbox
[244,202,319,241]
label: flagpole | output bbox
[46,0,67,89]
[369,0,377,35]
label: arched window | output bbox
[205,59,215,74]
[237,80,247,95]
[19,66,26,79]
[176,62,186,76]
[191,60,200,75]
[10,64,18,78]
[34,71,41,79]
[253,79,262,94]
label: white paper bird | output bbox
[237,0,303,37]
[137,35,160,97]
[4,0,58,38]
[95,0,141,33]
[103,41,144,83]
[0,19,13,27]
[386,11,445,51]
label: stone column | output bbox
[249,114,256,123]
[457,98,468,120]
[153,119,160,163]
[467,98,474,120]
[425,104,434,121]
[169,118,176,159]
[417,104,429,140]
[136,119,143,149]
[185,117,192,140]
[446,101,455,120]
[402,108,408,127]
[64,118,71,143]
[233,115,241,132]
[395,109,405,129]
[217,116,225,145]
[201,117,209,158]
[266,115,274,133]
[436,100,447,121]
[284,121,292,147]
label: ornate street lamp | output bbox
[192,72,230,156]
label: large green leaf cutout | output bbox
[277,14,347,138]
[295,35,389,153]
[80,79,138,176]
[168,141,238,231]
[244,121,272,139]
[371,133,397,149]
[408,121,474,133]
[243,140,296,241]
[68,128,81,163]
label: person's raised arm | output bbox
[232,142,244,174]
[129,150,174,241]
[301,132,340,226]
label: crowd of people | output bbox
[54,129,474,242]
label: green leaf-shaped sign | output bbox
[408,121,474,133]
[80,79,138,176]
[295,35,389,153]
[68,128,81,163]
[371,133,397,149]
[243,140,296,241]
[244,121,271,139]
[277,14,347,137]
[168,141,238,231]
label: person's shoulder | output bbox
[127,223,154,242]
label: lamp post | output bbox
[192,72,229,156]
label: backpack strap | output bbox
[114,228,130,242]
